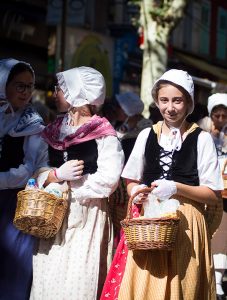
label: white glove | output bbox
[131,184,147,204]
[152,179,177,200]
[55,160,84,181]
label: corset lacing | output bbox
[159,148,173,179]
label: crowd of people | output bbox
[0,57,226,300]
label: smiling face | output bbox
[157,83,189,128]
[6,70,34,111]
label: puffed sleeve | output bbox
[197,131,223,190]
[0,133,48,189]
[121,128,151,181]
[72,135,124,203]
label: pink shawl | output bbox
[42,114,117,150]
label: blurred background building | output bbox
[0,0,227,106]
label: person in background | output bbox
[30,66,124,300]
[101,69,223,300]
[0,58,48,300]
[115,91,153,163]
[108,91,153,249]
[198,93,227,300]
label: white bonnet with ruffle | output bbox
[0,58,35,99]
[207,93,227,115]
[151,69,194,115]
[56,66,106,107]
[115,92,144,117]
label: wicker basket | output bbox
[120,187,180,251]
[14,188,68,239]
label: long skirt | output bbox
[212,199,227,269]
[30,198,113,300]
[0,189,35,300]
[101,197,216,300]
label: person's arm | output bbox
[0,134,48,189]
[121,128,150,181]
[43,160,84,187]
[175,182,221,205]
[122,128,151,202]
[73,135,125,203]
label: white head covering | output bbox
[207,93,227,115]
[0,58,35,114]
[56,66,106,107]
[151,69,194,115]
[0,58,20,99]
[115,92,144,117]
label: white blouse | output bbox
[122,127,223,191]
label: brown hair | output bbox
[153,80,192,113]
[6,62,34,86]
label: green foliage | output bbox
[149,1,180,25]
[129,0,187,27]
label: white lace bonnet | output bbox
[56,66,106,108]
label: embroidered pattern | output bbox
[14,105,44,133]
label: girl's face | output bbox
[6,70,34,110]
[157,84,189,128]
[211,107,227,131]
[54,85,70,113]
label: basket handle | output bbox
[125,187,154,221]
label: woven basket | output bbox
[14,188,68,239]
[120,187,180,251]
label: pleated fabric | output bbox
[116,197,216,300]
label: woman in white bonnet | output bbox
[198,93,227,299]
[30,66,124,300]
[0,58,48,300]
[101,69,223,299]
[114,91,153,162]
[198,93,227,157]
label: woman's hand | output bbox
[151,179,177,200]
[55,160,84,181]
[130,184,149,204]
